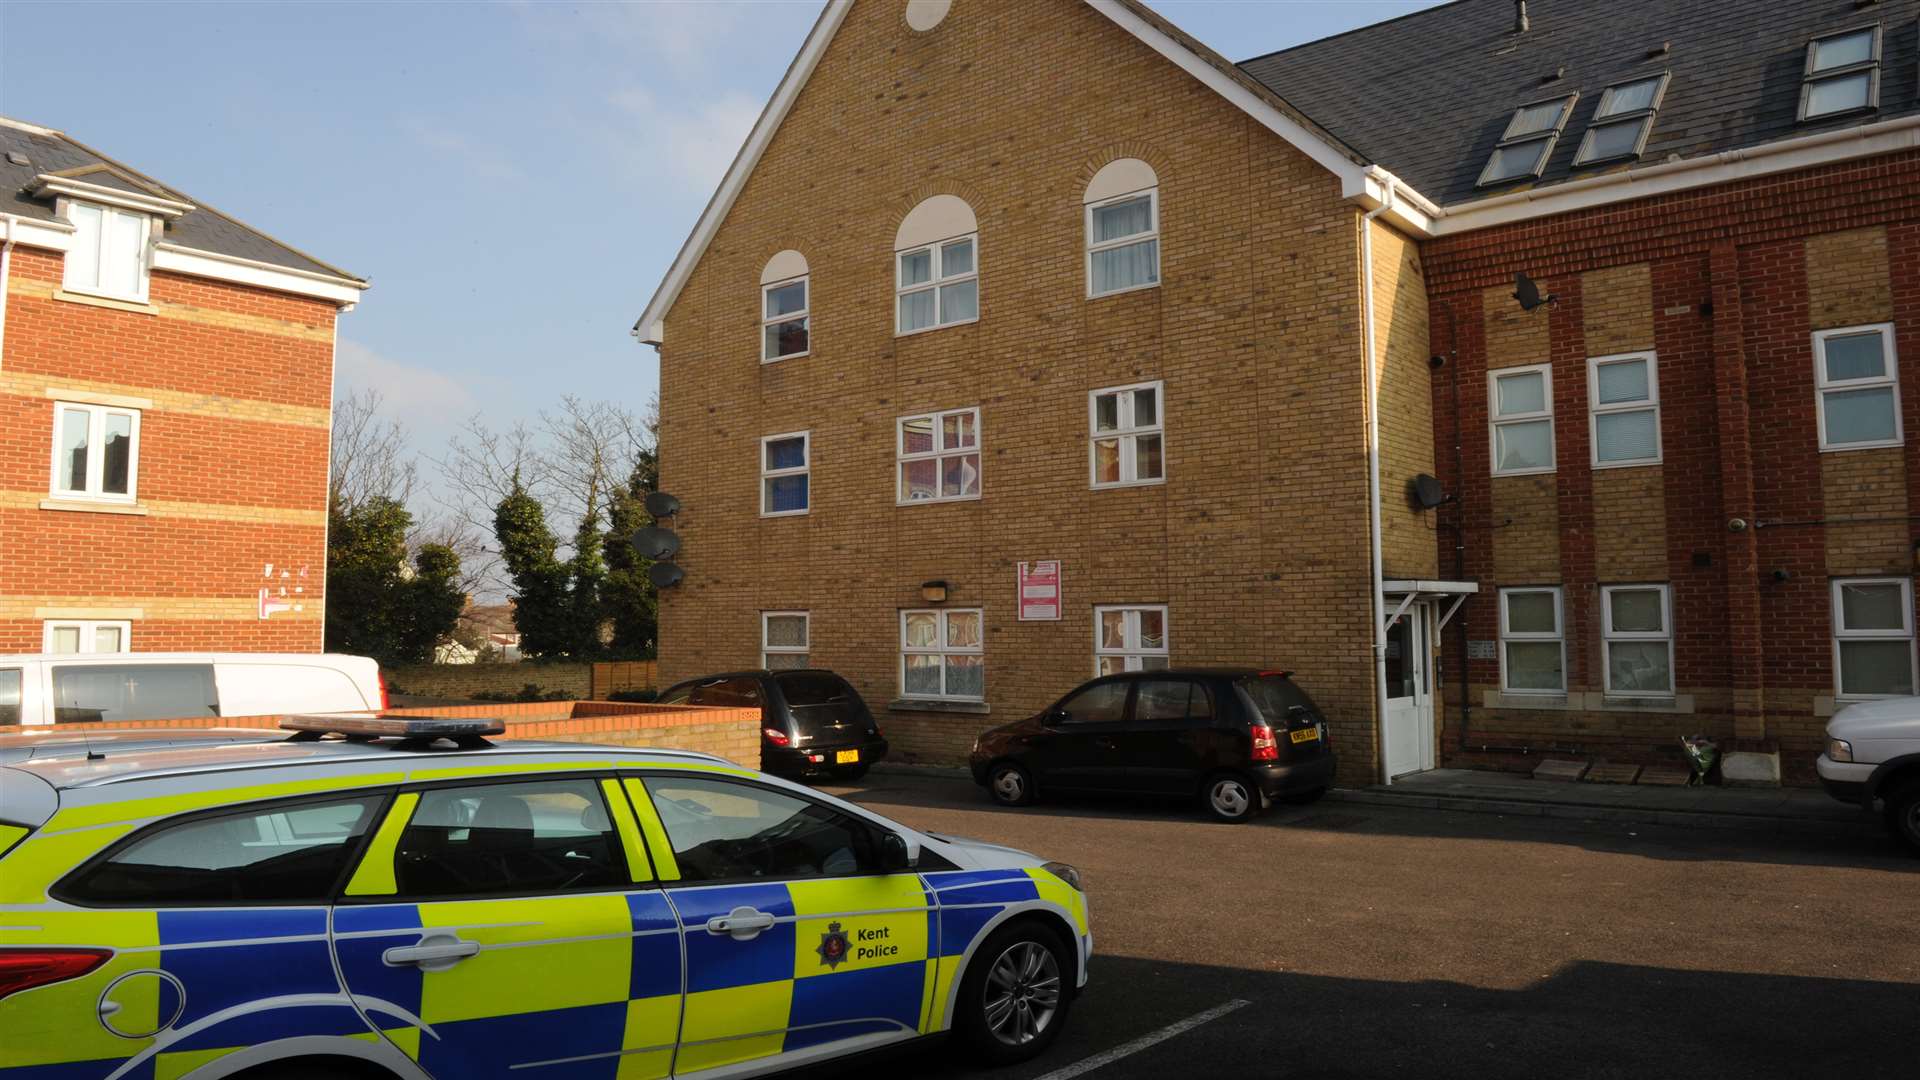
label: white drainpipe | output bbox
[1361,188,1394,786]
[0,215,15,366]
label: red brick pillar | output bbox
[1711,241,1765,739]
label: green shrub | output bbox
[606,688,658,703]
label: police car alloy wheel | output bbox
[956,921,1073,1064]
[989,761,1034,806]
[1204,772,1258,823]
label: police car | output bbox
[0,715,1091,1079]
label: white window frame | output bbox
[1087,380,1166,489]
[1498,586,1565,695]
[48,401,141,503]
[1799,24,1881,122]
[1477,94,1577,187]
[1488,364,1555,476]
[1085,188,1160,299]
[42,620,132,655]
[899,607,985,702]
[1831,576,1917,700]
[63,201,151,303]
[1813,323,1902,451]
[759,430,810,517]
[760,274,809,363]
[896,407,982,505]
[1588,352,1662,468]
[1600,584,1674,698]
[895,233,979,336]
[1093,605,1169,675]
[761,611,810,669]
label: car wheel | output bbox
[1279,785,1328,806]
[955,921,1073,1065]
[1884,780,1920,857]
[987,761,1035,807]
[1201,771,1260,823]
[832,763,871,782]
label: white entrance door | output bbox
[1382,601,1434,779]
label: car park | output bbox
[0,652,385,726]
[969,669,1336,823]
[0,714,1087,1079]
[1817,696,1920,855]
[655,668,889,781]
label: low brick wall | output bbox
[383,662,593,701]
[0,700,761,768]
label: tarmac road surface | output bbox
[818,772,1917,1080]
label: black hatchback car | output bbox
[655,668,889,780]
[968,669,1336,822]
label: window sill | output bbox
[1091,478,1166,491]
[1597,693,1693,714]
[1482,691,1572,710]
[1482,690,1696,714]
[1087,281,1161,301]
[53,289,157,315]
[1490,467,1556,479]
[40,498,147,516]
[894,315,980,339]
[1590,458,1662,471]
[888,698,990,716]
[761,352,809,365]
[1819,439,1904,453]
[760,509,810,518]
[895,494,983,507]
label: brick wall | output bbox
[383,662,595,701]
[654,1,1400,781]
[0,700,763,768]
[1425,150,1920,783]
[1,245,336,653]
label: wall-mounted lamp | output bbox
[920,580,949,603]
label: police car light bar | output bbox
[280,714,507,741]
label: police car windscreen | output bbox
[775,672,872,735]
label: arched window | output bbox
[894,195,978,335]
[761,250,809,362]
[1084,159,1159,297]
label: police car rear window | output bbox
[60,796,380,905]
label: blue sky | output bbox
[0,0,1437,460]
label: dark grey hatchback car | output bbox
[968,669,1336,822]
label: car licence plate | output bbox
[835,749,860,764]
[1289,727,1319,744]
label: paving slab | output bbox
[1533,759,1589,782]
[1585,763,1642,784]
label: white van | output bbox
[0,653,384,726]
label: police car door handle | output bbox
[383,939,481,968]
[708,906,777,939]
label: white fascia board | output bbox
[1429,114,1920,237]
[632,0,853,346]
[0,213,76,253]
[152,243,368,306]
[30,174,195,218]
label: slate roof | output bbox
[1237,0,1920,207]
[0,117,361,282]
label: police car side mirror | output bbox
[878,830,919,871]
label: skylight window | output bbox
[1799,25,1880,121]
[1477,94,1576,187]
[1574,73,1668,165]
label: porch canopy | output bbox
[1382,579,1479,631]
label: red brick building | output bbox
[0,116,366,655]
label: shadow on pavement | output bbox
[823,774,1914,872]
[829,954,1914,1080]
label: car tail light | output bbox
[377,671,391,711]
[0,949,111,1002]
[1250,723,1279,762]
[763,727,792,747]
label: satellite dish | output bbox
[1408,474,1448,510]
[1512,272,1556,312]
[631,526,680,559]
[648,562,685,589]
[643,491,681,518]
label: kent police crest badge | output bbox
[816,921,851,969]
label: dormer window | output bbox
[1477,94,1576,187]
[1799,25,1880,121]
[65,202,150,302]
[1574,73,1668,166]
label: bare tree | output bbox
[329,388,416,512]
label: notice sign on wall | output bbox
[1017,560,1062,621]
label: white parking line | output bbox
[1033,998,1251,1080]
